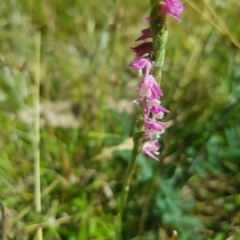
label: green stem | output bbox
[0,200,6,240]
[150,0,168,84]
[34,32,43,240]
[117,142,139,240]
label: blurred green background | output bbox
[0,0,240,239]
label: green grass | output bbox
[0,0,240,239]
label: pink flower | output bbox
[144,17,150,22]
[131,42,153,59]
[136,28,152,41]
[161,0,184,22]
[137,75,163,99]
[141,140,160,161]
[146,99,169,119]
[129,57,152,77]
[133,75,163,104]
[144,119,167,138]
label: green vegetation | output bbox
[0,0,240,239]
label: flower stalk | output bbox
[118,0,184,237]
[150,0,168,83]
[117,133,142,240]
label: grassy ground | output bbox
[0,0,240,239]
